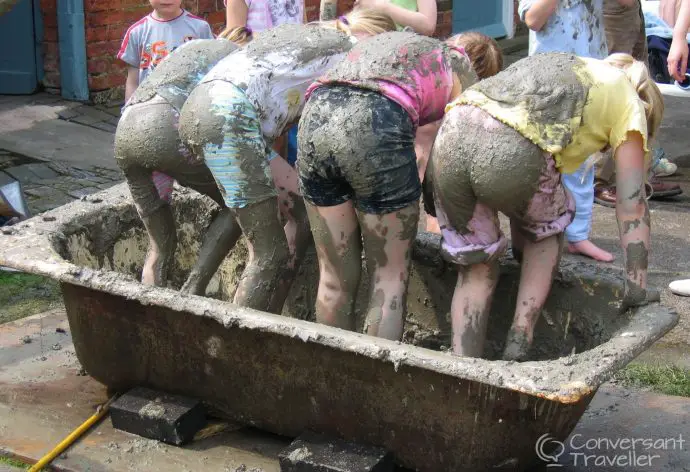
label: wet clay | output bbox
[321,32,451,93]
[307,204,362,330]
[130,39,239,112]
[232,198,291,314]
[625,241,648,280]
[180,208,242,295]
[431,105,546,233]
[178,82,229,155]
[141,205,177,286]
[243,24,351,65]
[470,53,591,147]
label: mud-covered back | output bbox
[130,39,239,110]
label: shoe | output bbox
[594,185,616,208]
[594,179,682,207]
[652,158,678,177]
[648,177,683,198]
[669,279,690,296]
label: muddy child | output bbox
[424,52,663,360]
[297,31,478,340]
[115,28,252,290]
[178,12,397,314]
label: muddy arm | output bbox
[614,134,655,310]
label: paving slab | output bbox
[1,310,687,472]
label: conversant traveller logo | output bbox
[535,433,686,468]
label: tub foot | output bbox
[110,387,207,446]
[279,431,394,472]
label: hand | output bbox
[668,36,689,82]
[620,285,661,313]
[354,0,387,11]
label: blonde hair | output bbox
[604,53,665,143]
[319,8,396,37]
[446,31,503,79]
[217,25,253,46]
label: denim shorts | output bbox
[297,86,420,214]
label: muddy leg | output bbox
[450,261,499,357]
[307,202,361,330]
[270,157,312,280]
[180,208,242,295]
[233,198,290,313]
[360,203,419,341]
[503,233,562,361]
[141,205,177,287]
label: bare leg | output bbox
[233,198,290,314]
[270,157,312,278]
[450,261,499,357]
[360,203,419,341]
[180,208,242,295]
[141,205,177,287]
[307,202,361,330]
[503,233,562,361]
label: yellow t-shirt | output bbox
[449,57,649,174]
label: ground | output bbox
[0,36,689,470]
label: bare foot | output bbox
[568,240,614,262]
[426,215,441,234]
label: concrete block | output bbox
[92,122,117,134]
[4,165,39,183]
[279,431,394,472]
[110,387,206,446]
[67,187,101,199]
[23,163,58,180]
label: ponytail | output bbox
[217,25,253,46]
[318,8,396,37]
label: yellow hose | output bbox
[28,393,119,472]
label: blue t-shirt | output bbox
[519,0,608,59]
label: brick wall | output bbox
[40,0,60,92]
[83,0,227,101]
[40,0,473,99]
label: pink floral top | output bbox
[306,32,465,127]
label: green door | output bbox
[452,0,508,38]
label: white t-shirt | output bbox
[224,0,304,32]
[118,10,214,84]
[200,25,354,140]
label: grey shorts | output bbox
[115,95,224,217]
[297,86,420,214]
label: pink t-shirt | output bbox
[306,32,460,127]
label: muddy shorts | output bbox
[184,81,277,210]
[427,105,575,266]
[115,95,223,218]
[297,85,420,214]
[603,0,648,65]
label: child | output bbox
[118,0,214,103]
[595,0,683,202]
[519,0,614,263]
[115,27,252,292]
[178,12,397,315]
[296,31,478,340]
[225,0,304,33]
[425,52,663,360]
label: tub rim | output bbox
[0,184,679,405]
